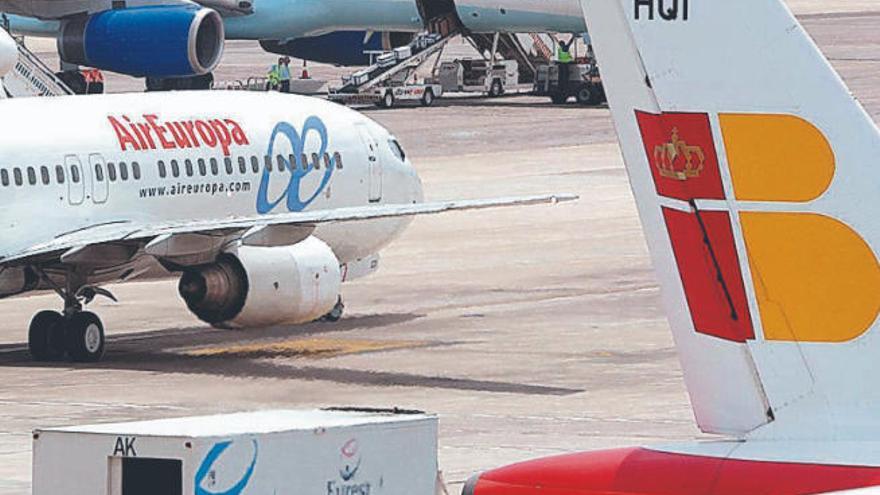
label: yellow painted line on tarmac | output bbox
[185,338,426,360]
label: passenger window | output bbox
[197,158,207,176]
[225,157,233,175]
[55,165,65,184]
[323,153,332,170]
[301,154,309,170]
[333,152,344,170]
[158,161,167,179]
[132,162,141,180]
[185,159,194,177]
[171,160,180,178]
[71,166,81,183]
[311,153,320,170]
[264,155,272,172]
[13,168,22,186]
[27,167,36,185]
[250,156,260,173]
[1,169,8,187]
[210,158,219,175]
[276,155,287,172]
[40,166,50,185]
[119,162,129,181]
[238,157,247,174]
[94,164,105,182]
[107,162,117,182]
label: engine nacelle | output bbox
[179,237,342,328]
[260,31,414,67]
[0,267,37,298]
[58,6,224,77]
[0,29,17,78]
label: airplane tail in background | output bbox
[581,0,880,439]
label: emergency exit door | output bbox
[356,124,382,203]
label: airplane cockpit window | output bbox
[13,168,22,186]
[197,158,207,176]
[119,162,129,181]
[1,169,9,187]
[158,161,167,179]
[107,163,117,182]
[389,139,406,161]
[171,160,180,178]
[40,166,50,185]
[132,162,141,180]
[333,152,344,170]
[210,158,219,175]
[27,167,37,185]
[55,165,65,184]
[94,164,104,182]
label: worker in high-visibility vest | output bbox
[83,68,105,94]
[557,37,575,64]
[266,59,282,90]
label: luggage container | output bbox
[393,46,412,61]
[33,408,438,495]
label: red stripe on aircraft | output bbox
[636,111,725,201]
[663,207,754,342]
[471,447,880,495]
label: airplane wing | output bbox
[0,194,577,266]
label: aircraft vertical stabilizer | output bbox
[580,0,880,439]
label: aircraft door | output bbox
[356,124,382,203]
[65,155,85,205]
[89,154,109,204]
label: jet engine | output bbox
[58,6,224,77]
[178,237,342,328]
[0,267,37,298]
[260,31,414,67]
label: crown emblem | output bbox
[653,127,706,180]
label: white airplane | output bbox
[464,0,880,494]
[0,30,575,364]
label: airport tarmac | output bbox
[1,5,879,494]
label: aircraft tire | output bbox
[489,80,503,97]
[65,312,105,363]
[322,297,345,323]
[551,94,568,105]
[576,86,593,105]
[28,311,66,361]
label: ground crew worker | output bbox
[267,59,282,90]
[557,37,575,64]
[83,68,104,94]
[279,57,292,93]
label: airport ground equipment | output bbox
[0,25,72,97]
[533,61,605,106]
[33,408,439,495]
[437,58,518,96]
[328,30,451,108]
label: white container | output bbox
[377,53,396,68]
[393,46,412,61]
[352,69,371,86]
[33,408,438,495]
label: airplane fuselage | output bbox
[0,91,423,288]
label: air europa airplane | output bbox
[464,0,880,494]
[0,33,574,364]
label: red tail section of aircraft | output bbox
[466,448,880,495]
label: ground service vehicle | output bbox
[534,61,605,106]
[437,59,518,97]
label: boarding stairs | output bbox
[466,32,550,84]
[332,19,459,95]
[0,29,73,98]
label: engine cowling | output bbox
[58,6,224,77]
[260,31,414,67]
[178,237,342,328]
[0,267,38,298]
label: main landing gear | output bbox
[321,297,345,323]
[27,274,115,363]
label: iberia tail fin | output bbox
[581,0,880,438]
